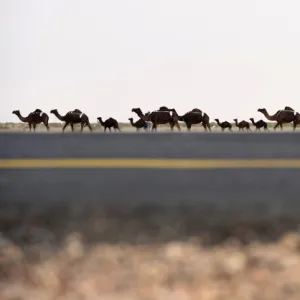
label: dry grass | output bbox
[1,201,300,300]
[1,232,300,300]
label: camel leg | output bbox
[33,124,36,132]
[62,122,69,132]
[274,123,280,130]
[28,123,32,131]
[87,123,92,132]
[175,121,181,131]
[43,119,50,131]
[293,121,297,131]
[186,124,191,131]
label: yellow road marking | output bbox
[0,158,300,169]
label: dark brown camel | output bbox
[233,118,251,131]
[214,119,232,132]
[249,118,268,131]
[257,108,296,130]
[282,106,300,131]
[177,108,211,131]
[191,109,211,131]
[128,117,148,131]
[50,109,92,132]
[12,109,50,131]
[131,108,180,131]
[97,117,121,132]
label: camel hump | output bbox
[158,106,173,112]
[284,106,294,111]
[72,109,82,114]
[158,106,169,110]
[32,109,43,116]
[191,108,202,113]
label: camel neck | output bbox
[16,113,27,122]
[54,111,65,121]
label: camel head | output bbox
[12,110,20,115]
[214,119,219,122]
[249,118,254,121]
[132,108,142,114]
[233,118,237,122]
[50,109,58,114]
[128,118,133,121]
[257,108,266,113]
[97,117,103,122]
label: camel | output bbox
[282,107,300,130]
[50,109,92,132]
[249,118,268,131]
[177,108,211,131]
[12,109,50,131]
[214,119,232,132]
[233,118,251,131]
[131,108,180,131]
[128,117,148,131]
[97,117,121,132]
[257,108,296,130]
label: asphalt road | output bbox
[1,132,300,244]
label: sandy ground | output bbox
[0,122,297,132]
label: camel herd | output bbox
[11,105,300,132]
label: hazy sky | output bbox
[1,0,300,123]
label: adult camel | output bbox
[177,108,211,131]
[131,108,180,131]
[257,108,296,130]
[12,109,50,131]
[50,109,92,132]
[282,106,300,131]
[97,117,121,132]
